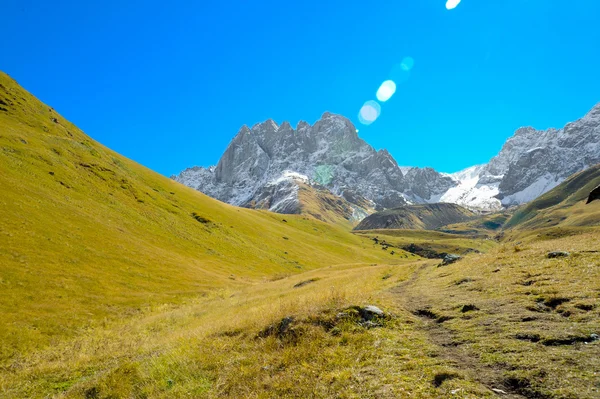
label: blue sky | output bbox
[3,0,600,175]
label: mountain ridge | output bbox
[175,102,600,218]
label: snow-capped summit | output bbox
[445,102,600,209]
[174,102,600,219]
[175,113,428,215]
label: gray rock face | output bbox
[174,102,600,216]
[492,105,600,205]
[174,113,451,215]
[446,102,600,209]
[402,167,456,202]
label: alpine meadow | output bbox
[2,1,600,398]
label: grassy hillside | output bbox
[0,71,399,360]
[296,183,374,228]
[2,71,599,399]
[393,229,600,399]
[354,203,476,231]
[506,164,600,229]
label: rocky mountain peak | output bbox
[175,112,430,215]
[174,101,600,219]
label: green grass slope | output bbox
[506,164,600,230]
[0,71,398,359]
[354,203,476,231]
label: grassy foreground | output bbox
[1,71,599,398]
[0,71,398,364]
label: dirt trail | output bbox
[392,261,531,399]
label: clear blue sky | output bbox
[3,0,600,175]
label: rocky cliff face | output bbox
[175,113,441,215]
[446,103,600,208]
[174,103,600,219]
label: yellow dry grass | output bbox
[1,71,599,398]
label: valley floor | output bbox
[1,229,599,399]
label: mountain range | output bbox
[174,103,600,219]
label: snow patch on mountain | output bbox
[437,165,502,211]
[500,174,560,206]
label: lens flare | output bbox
[358,101,381,125]
[446,0,461,10]
[400,56,415,71]
[376,80,397,102]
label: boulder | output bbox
[361,305,385,319]
[439,254,462,266]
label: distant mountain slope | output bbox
[176,103,600,217]
[505,163,600,229]
[354,203,476,231]
[0,71,394,356]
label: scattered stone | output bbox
[590,333,599,341]
[491,388,508,395]
[439,254,462,267]
[546,251,570,259]
[362,305,384,318]
[336,305,387,328]
[492,268,501,273]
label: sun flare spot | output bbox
[446,0,461,10]
[400,56,414,71]
[358,101,381,125]
[376,80,397,102]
